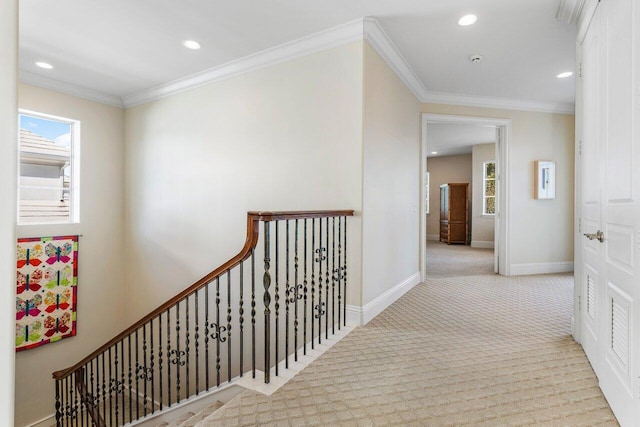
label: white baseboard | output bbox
[426,234,440,241]
[26,414,55,427]
[510,261,574,276]
[346,271,421,326]
[471,240,494,249]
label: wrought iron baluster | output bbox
[158,312,163,410]
[135,330,139,420]
[166,309,171,406]
[303,219,308,355]
[227,269,232,383]
[128,334,132,423]
[205,283,210,390]
[251,249,256,378]
[107,348,112,427]
[186,297,190,398]
[274,221,279,376]
[150,320,155,413]
[285,220,290,369]
[95,358,101,425]
[325,217,330,339]
[311,218,315,349]
[263,221,272,383]
[82,369,88,427]
[195,289,200,394]
[120,339,125,425]
[332,217,336,334]
[293,219,301,361]
[65,376,70,427]
[175,302,182,401]
[101,353,106,427]
[216,277,221,386]
[239,261,244,377]
[143,323,149,416]
[72,374,78,427]
[90,358,96,425]
[55,380,61,427]
[338,216,342,329]
[344,217,348,326]
[315,219,327,344]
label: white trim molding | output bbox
[20,17,576,114]
[123,18,365,108]
[422,91,575,114]
[556,0,587,25]
[362,17,429,101]
[422,114,512,278]
[346,272,421,326]
[25,414,55,427]
[19,71,124,108]
[510,261,574,276]
[426,234,440,241]
[471,240,495,249]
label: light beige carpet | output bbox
[199,243,618,426]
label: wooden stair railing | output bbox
[52,210,354,426]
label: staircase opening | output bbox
[52,210,354,426]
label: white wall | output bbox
[421,104,575,269]
[362,43,421,307]
[0,0,17,425]
[124,42,365,317]
[16,84,127,426]
[426,154,472,241]
[471,143,496,247]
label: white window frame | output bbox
[18,109,81,225]
[482,160,496,216]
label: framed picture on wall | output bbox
[534,160,555,199]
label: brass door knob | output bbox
[583,230,605,243]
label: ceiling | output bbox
[427,123,496,158]
[19,0,578,110]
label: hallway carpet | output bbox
[199,243,618,426]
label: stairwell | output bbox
[51,211,354,427]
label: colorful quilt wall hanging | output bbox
[16,235,78,352]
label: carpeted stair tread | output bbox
[163,411,195,427]
[195,391,260,426]
[180,401,225,427]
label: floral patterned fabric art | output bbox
[16,236,78,351]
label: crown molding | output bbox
[122,18,365,108]
[19,71,124,108]
[422,91,575,114]
[19,17,575,115]
[362,17,429,101]
[556,0,586,25]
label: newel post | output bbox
[262,221,272,383]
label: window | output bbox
[18,111,80,224]
[483,161,496,215]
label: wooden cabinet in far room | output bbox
[440,183,469,244]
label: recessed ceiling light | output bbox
[431,151,438,155]
[557,71,573,79]
[458,14,478,26]
[35,61,53,70]
[182,40,201,50]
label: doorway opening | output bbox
[420,113,511,280]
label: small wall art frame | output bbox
[534,160,556,199]
[16,235,78,351]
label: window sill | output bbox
[481,214,495,219]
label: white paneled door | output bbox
[579,0,640,424]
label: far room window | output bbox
[18,111,80,224]
[483,161,496,215]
